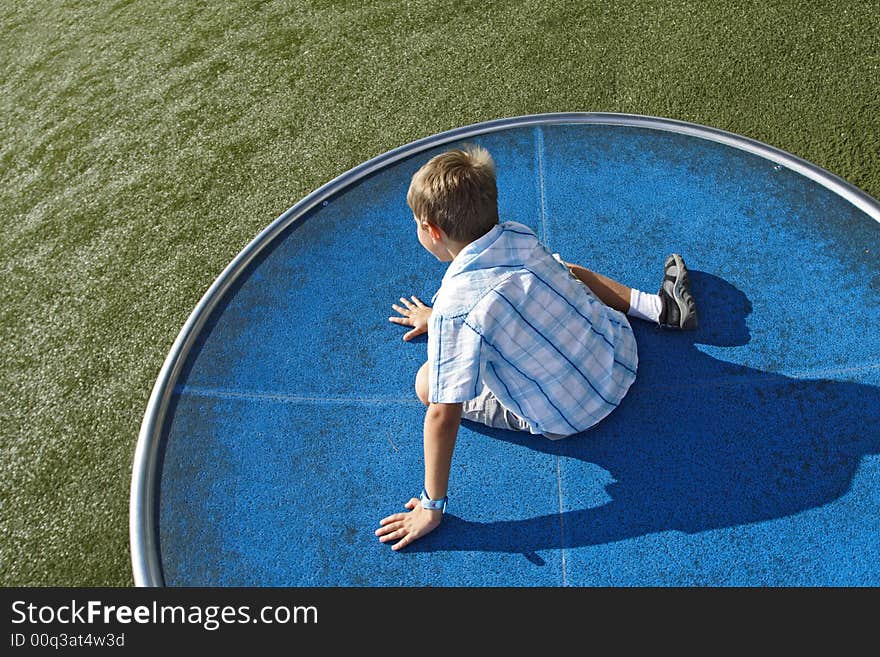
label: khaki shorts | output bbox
[462,384,570,441]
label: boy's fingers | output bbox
[378,528,406,543]
[404,326,427,341]
[376,522,402,537]
[399,297,414,309]
[391,304,409,315]
[389,316,412,326]
[378,513,405,526]
[411,296,424,306]
[391,535,413,551]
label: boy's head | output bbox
[406,145,499,243]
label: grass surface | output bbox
[1,0,878,585]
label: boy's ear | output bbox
[425,221,443,241]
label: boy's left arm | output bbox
[376,401,462,550]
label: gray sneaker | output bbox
[658,254,698,330]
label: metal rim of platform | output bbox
[129,111,880,586]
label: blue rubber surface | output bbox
[154,121,880,586]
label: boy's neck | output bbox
[445,238,472,260]
[446,224,498,260]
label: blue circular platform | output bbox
[131,113,880,586]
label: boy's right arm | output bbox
[389,295,432,341]
[375,401,461,550]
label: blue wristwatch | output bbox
[419,488,448,513]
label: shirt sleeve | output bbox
[427,313,483,404]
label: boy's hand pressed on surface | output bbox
[375,498,442,550]
[389,295,432,341]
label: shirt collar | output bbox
[440,223,505,284]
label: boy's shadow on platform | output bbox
[409,271,880,555]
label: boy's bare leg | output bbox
[565,263,631,313]
[415,361,430,406]
[567,255,698,329]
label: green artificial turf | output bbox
[1,0,878,585]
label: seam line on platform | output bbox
[556,455,568,586]
[174,385,421,405]
[637,362,880,389]
[536,125,548,243]
[785,362,880,378]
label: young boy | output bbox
[375,145,697,550]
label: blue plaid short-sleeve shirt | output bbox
[427,222,638,436]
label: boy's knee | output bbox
[415,361,430,406]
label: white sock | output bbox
[628,288,662,323]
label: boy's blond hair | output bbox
[406,145,499,242]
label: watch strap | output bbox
[419,488,448,513]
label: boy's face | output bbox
[414,215,453,262]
